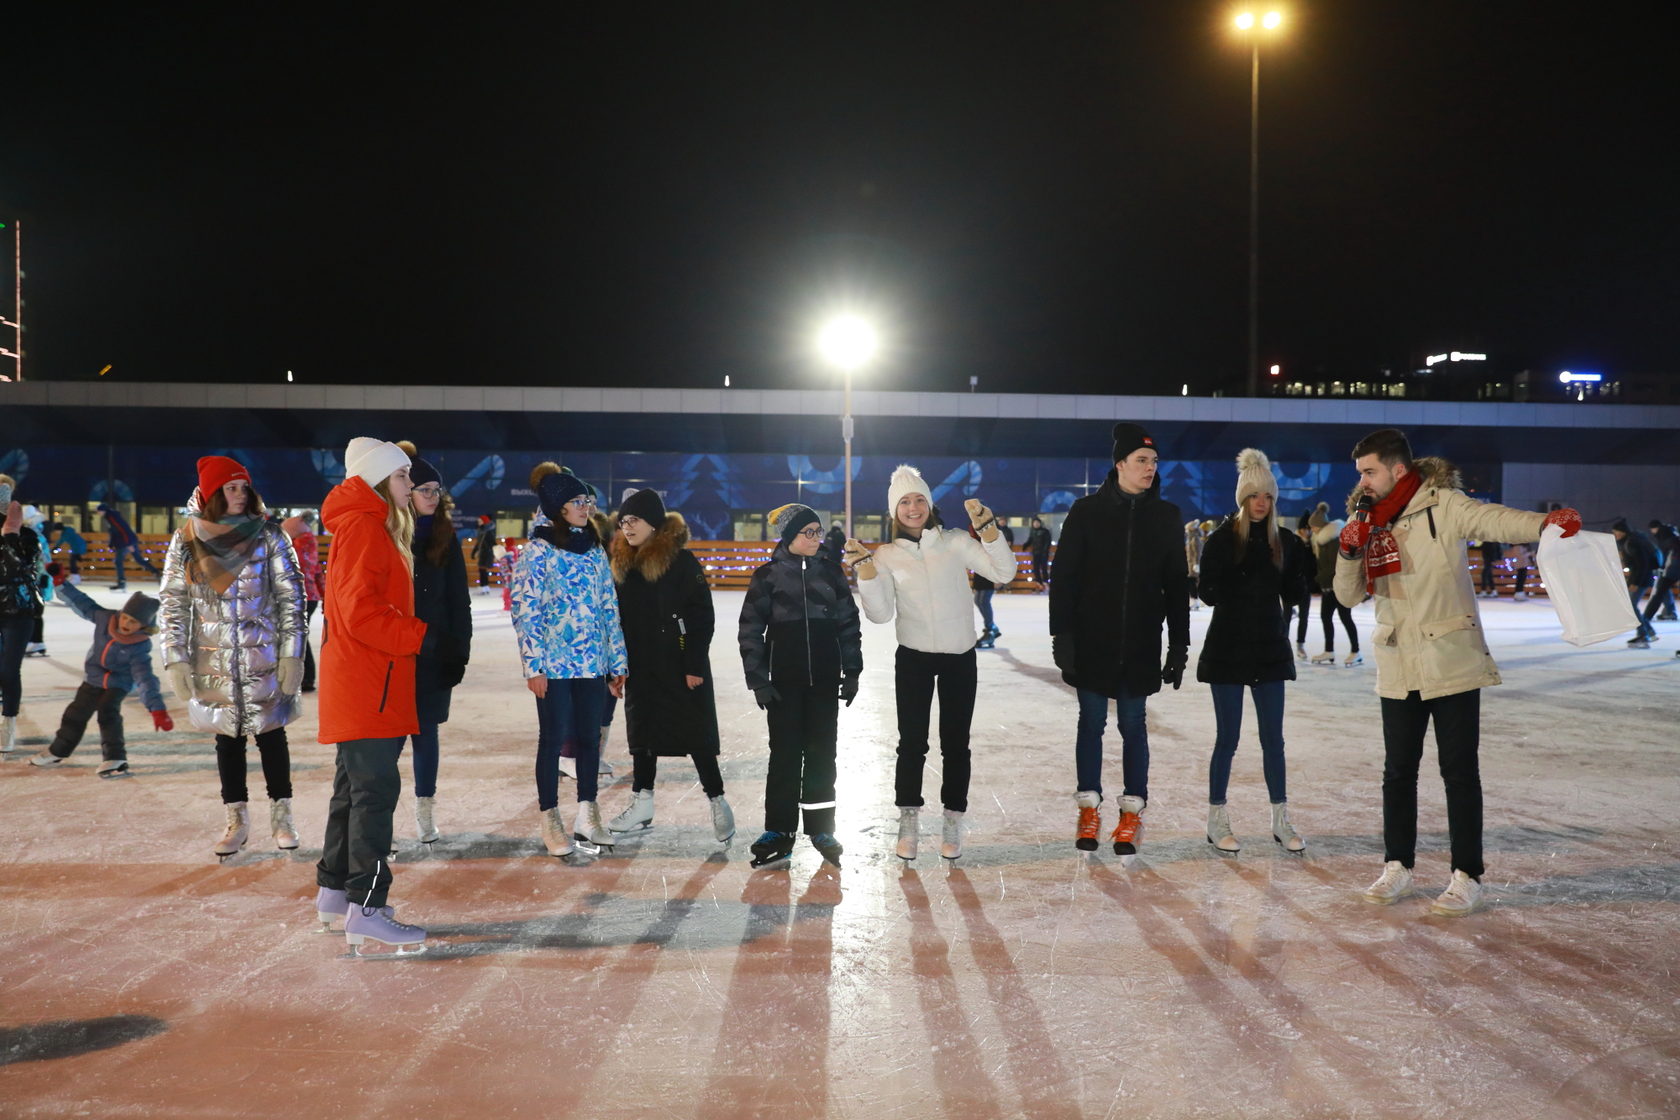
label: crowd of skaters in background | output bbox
[14,420,1680,949]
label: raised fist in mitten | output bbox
[1339,519,1372,558]
[151,709,175,732]
[964,498,999,541]
[842,538,875,578]
[1541,508,1582,538]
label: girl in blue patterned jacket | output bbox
[511,471,628,860]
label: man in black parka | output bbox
[1049,422,1190,856]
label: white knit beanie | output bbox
[344,437,411,488]
[888,464,932,516]
[1234,448,1278,507]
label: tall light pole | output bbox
[0,219,20,383]
[816,314,879,537]
[1235,10,1283,397]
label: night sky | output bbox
[9,3,1676,396]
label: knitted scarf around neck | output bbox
[1363,470,1424,590]
[187,512,267,595]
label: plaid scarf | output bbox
[1363,471,1423,592]
[185,513,267,596]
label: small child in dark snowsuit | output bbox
[30,582,173,775]
[738,503,863,867]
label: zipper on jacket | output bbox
[378,660,393,713]
[801,558,813,687]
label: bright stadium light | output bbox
[816,314,879,372]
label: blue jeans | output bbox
[1075,687,1149,801]
[972,589,996,632]
[535,677,606,810]
[1207,680,1287,804]
[408,722,440,799]
[112,542,161,586]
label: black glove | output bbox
[1162,647,1188,691]
[754,684,782,710]
[1051,634,1075,675]
[839,675,858,707]
[438,659,467,689]
[420,629,464,662]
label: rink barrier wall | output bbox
[47,536,1547,598]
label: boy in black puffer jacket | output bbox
[738,503,863,867]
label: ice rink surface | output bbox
[2,585,1677,1119]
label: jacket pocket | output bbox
[378,661,393,713]
[1418,614,1488,687]
[1420,614,1479,641]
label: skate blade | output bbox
[749,854,793,869]
[608,822,655,836]
[314,916,343,934]
[349,939,428,957]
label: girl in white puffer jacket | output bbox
[849,465,1016,863]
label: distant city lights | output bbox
[1425,351,1487,366]
[1558,371,1603,384]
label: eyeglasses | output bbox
[567,496,596,509]
[413,486,445,499]
[618,515,643,529]
[795,527,824,540]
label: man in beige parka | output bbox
[1334,428,1581,917]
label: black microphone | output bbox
[1341,494,1374,559]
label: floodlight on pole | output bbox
[1233,10,1285,397]
[816,313,881,537]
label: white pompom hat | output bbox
[344,437,411,488]
[888,464,932,516]
[1234,448,1278,507]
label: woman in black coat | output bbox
[604,489,734,846]
[407,459,472,844]
[1195,449,1309,856]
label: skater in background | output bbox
[1338,428,1582,916]
[1,476,45,753]
[47,520,87,576]
[314,437,430,953]
[405,457,472,844]
[850,465,1015,861]
[1637,519,1680,633]
[1194,449,1310,855]
[1477,536,1504,598]
[1309,503,1360,665]
[1613,518,1660,648]
[473,514,497,593]
[605,488,734,846]
[1505,541,1532,601]
[1050,423,1190,856]
[1028,517,1052,592]
[159,456,306,858]
[824,521,847,566]
[1280,511,1316,657]
[98,501,162,591]
[510,470,627,859]
[740,502,861,868]
[28,584,173,774]
[281,512,322,692]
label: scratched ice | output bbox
[1,585,1676,1117]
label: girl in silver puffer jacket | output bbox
[159,456,306,860]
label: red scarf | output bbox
[1364,470,1423,591]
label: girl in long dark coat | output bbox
[406,457,472,843]
[1195,449,1311,855]
[604,489,734,845]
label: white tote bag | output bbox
[1534,525,1640,646]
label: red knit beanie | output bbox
[197,455,251,498]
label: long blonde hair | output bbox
[1231,505,1282,568]
[373,478,415,575]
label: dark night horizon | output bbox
[7,3,1677,394]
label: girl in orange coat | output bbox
[312,438,434,955]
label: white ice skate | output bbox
[574,800,613,854]
[896,807,920,861]
[1,715,17,752]
[29,750,64,767]
[270,798,300,850]
[1344,651,1363,667]
[96,759,131,777]
[941,809,965,861]
[415,796,439,844]
[609,789,655,834]
[1206,804,1240,853]
[1271,802,1305,852]
[710,794,736,844]
[215,802,250,861]
[1310,651,1336,666]
[541,807,576,858]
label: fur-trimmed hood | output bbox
[1346,456,1462,514]
[609,512,690,583]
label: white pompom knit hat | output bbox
[345,437,412,488]
[1234,448,1278,507]
[888,464,932,516]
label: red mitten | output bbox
[1338,519,1372,557]
[151,710,174,732]
[1542,508,1582,538]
